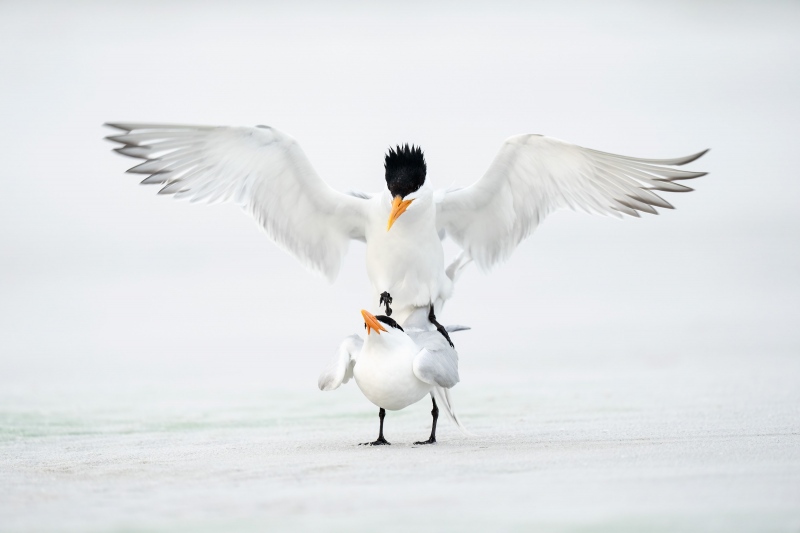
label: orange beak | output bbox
[361,309,387,335]
[387,195,414,231]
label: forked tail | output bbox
[432,386,473,436]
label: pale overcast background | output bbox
[1,1,799,532]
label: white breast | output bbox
[364,191,453,321]
[354,335,432,411]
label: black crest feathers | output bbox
[376,315,404,331]
[384,144,426,198]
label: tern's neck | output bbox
[363,332,415,356]
[381,188,435,226]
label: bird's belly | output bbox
[365,230,452,312]
[354,356,432,411]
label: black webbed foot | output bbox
[379,292,393,316]
[428,305,454,348]
[413,437,436,445]
[360,436,391,446]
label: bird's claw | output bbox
[379,291,393,316]
[413,438,436,445]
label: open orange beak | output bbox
[361,309,387,335]
[387,196,414,231]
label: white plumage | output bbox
[107,123,367,281]
[436,134,707,271]
[317,309,469,442]
[317,322,463,397]
[106,122,708,444]
[106,123,707,318]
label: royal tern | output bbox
[318,306,469,445]
[105,123,708,322]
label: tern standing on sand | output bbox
[318,306,469,445]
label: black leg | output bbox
[414,395,439,445]
[428,305,454,348]
[360,407,391,446]
[379,292,393,316]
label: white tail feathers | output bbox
[432,386,473,436]
[445,251,473,283]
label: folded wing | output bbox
[411,331,460,389]
[318,334,363,391]
[106,123,368,281]
[436,134,708,270]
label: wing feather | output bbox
[411,331,460,389]
[318,334,363,391]
[106,123,368,281]
[437,135,708,270]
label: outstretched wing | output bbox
[411,331,460,389]
[436,134,708,271]
[106,123,369,281]
[318,334,363,391]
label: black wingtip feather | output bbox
[104,123,130,132]
[654,179,694,192]
[676,148,710,166]
[140,175,166,185]
[669,171,708,181]
[112,146,147,160]
[619,199,658,216]
[127,160,158,174]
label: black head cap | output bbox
[384,144,426,198]
[376,315,404,332]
